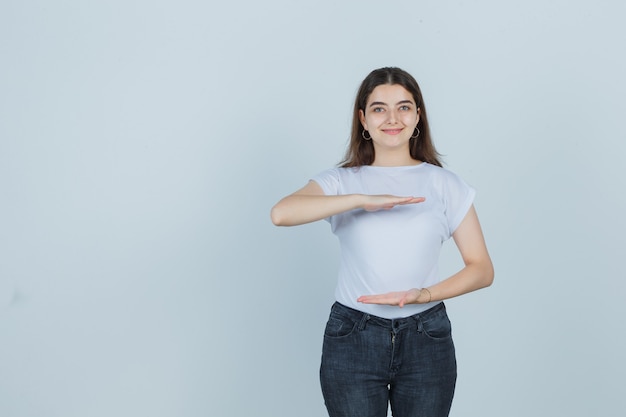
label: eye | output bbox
[399,105,411,111]
[372,107,385,113]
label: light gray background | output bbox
[1,1,625,416]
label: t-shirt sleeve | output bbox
[310,168,340,196]
[442,171,476,237]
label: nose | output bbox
[387,109,398,124]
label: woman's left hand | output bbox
[357,288,423,307]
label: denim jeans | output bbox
[320,302,457,417]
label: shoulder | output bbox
[310,166,351,195]
[422,162,456,177]
[313,166,361,180]
[422,163,468,185]
[312,167,339,182]
[310,166,366,195]
[420,164,475,205]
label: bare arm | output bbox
[358,205,494,306]
[270,181,425,227]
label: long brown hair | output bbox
[340,67,442,167]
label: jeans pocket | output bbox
[421,310,452,340]
[324,313,357,338]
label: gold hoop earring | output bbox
[361,130,372,140]
[411,127,420,139]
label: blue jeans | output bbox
[320,302,457,417]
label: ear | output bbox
[359,109,367,130]
[416,107,421,125]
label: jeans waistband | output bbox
[331,301,446,331]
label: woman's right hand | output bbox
[271,181,425,226]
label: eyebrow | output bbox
[368,99,415,107]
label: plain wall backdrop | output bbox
[1,1,625,416]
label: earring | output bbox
[411,127,420,139]
[361,130,372,140]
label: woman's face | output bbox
[359,84,420,152]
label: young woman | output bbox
[271,67,494,417]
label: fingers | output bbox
[358,289,420,307]
[364,196,425,212]
[389,196,424,204]
[397,197,425,205]
[398,293,408,308]
[357,292,403,306]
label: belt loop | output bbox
[412,315,423,333]
[358,313,370,331]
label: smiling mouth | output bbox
[382,129,403,135]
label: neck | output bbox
[372,149,421,167]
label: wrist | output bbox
[352,194,362,210]
[355,194,369,210]
[417,287,432,304]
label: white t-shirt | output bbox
[312,162,475,319]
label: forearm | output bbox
[357,205,493,307]
[271,194,364,226]
[420,261,494,303]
